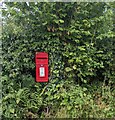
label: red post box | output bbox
[35,52,48,82]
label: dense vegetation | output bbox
[2,2,115,119]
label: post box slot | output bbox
[36,57,47,59]
[38,58,47,59]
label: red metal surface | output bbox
[35,52,48,82]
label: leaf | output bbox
[78,46,86,51]
[42,22,48,26]
[65,67,72,72]
[76,58,81,63]
[67,106,72,110]
[54,20,59,24]
[10,108,15,113]
[83,87,87,91]
[16,98,20,104]
[73,65,77,70]
[16,89,24,97]
[59,19,64,23]
[68,59,74,63]
[3,94,15,101]
[59,27,63,31]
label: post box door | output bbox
[36,64,48,82]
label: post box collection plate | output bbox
[35,52,48,82]
[39,67,45,77]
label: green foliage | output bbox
[2,2,115,118]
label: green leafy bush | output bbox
[2,2,115,118]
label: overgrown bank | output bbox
[2,2,115,118]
